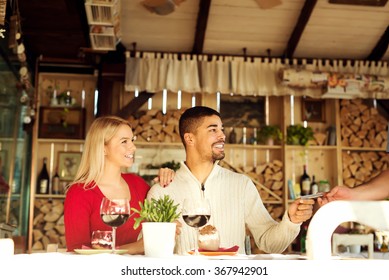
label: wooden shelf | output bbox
[37,139,85,144]
[136,142,283,150]
[35,194,66,199]
[28,71,97,253]
[225,144,282,149]
[341,146,386,152]
[285,145,337,151]
[135,142,182,148]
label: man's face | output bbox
[191,115,226,161]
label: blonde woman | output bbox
[64,115,174,253]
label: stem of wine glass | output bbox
[194,228,200,255]
[112,227,117,254]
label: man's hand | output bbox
[288,199,315,224]
[317,186,354,206]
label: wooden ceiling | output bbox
[10,0,389,69]
[121,0,389,61]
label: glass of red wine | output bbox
[100,197,130,253]
[182,198,211,255]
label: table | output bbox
[2,251,388,280]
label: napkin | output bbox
[198,245,239,253]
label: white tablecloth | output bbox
[2,252,388,280]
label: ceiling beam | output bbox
[191,0,211,54]
[366,25,389,61]
[283,0,318,59]
[70,0,91,48]
[116,91,155,119]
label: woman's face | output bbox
[104,124,136,168]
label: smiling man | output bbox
[147,106,314,255]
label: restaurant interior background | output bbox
[0,0,389,254]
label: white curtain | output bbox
[125,52,389,98]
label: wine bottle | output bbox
[300,224,308,253]
[310,175,319,195]
[300,165,311,196]
[52,167,60,194]
[37,157,50,194]
[228,127,236,144]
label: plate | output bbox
[189,251,238,256]
[74,249,128,255]
[188,246,239,256]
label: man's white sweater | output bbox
[147,161,300,255]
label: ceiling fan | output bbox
[141,0,283,13]
[141,0,186,15]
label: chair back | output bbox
[306,201,389,260]
[0,238,14,257]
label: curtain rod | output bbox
[124,50,388,68]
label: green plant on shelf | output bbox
[257,125,283,145]
[286,124,314,146]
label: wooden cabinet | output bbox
[28,72,97,252]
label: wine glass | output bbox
[100,197,131,253]
[182,198,211,255]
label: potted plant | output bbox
[257,125,283,145]
[132,195,181,257]
[286,124,314,146]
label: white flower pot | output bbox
[142,222,176,257]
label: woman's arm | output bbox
[119,238,144,254]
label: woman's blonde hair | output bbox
[68,115,132,190]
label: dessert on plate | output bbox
[91,230,112,249]
[198,224,220,251]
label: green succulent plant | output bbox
[132,195,181,230]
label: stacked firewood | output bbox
[220,159,284,221]
[340,99,387,148]
[32,199,66,250]
[340,98,389,188]
[342,151,389,188]
[127,109,185,143]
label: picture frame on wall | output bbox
[302,98,326,122]
[38,106,86,139]
[57,151,82,181]
[220,95,265,127]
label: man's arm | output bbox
[318,169,389,206]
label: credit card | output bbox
[300,192,324,200]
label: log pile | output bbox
[127,109,186,143]
[220,159,284,221]
[340,99,389,188]
[342,151,389,188]
[340,99,387,148]
[32,199,66,250]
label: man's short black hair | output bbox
[179,106,221,146]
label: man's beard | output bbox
[212,151,225,161]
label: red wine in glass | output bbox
[182,215,210,228]
[100,197,131,253]
[182,198,211,255]
[101,214,130,227]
